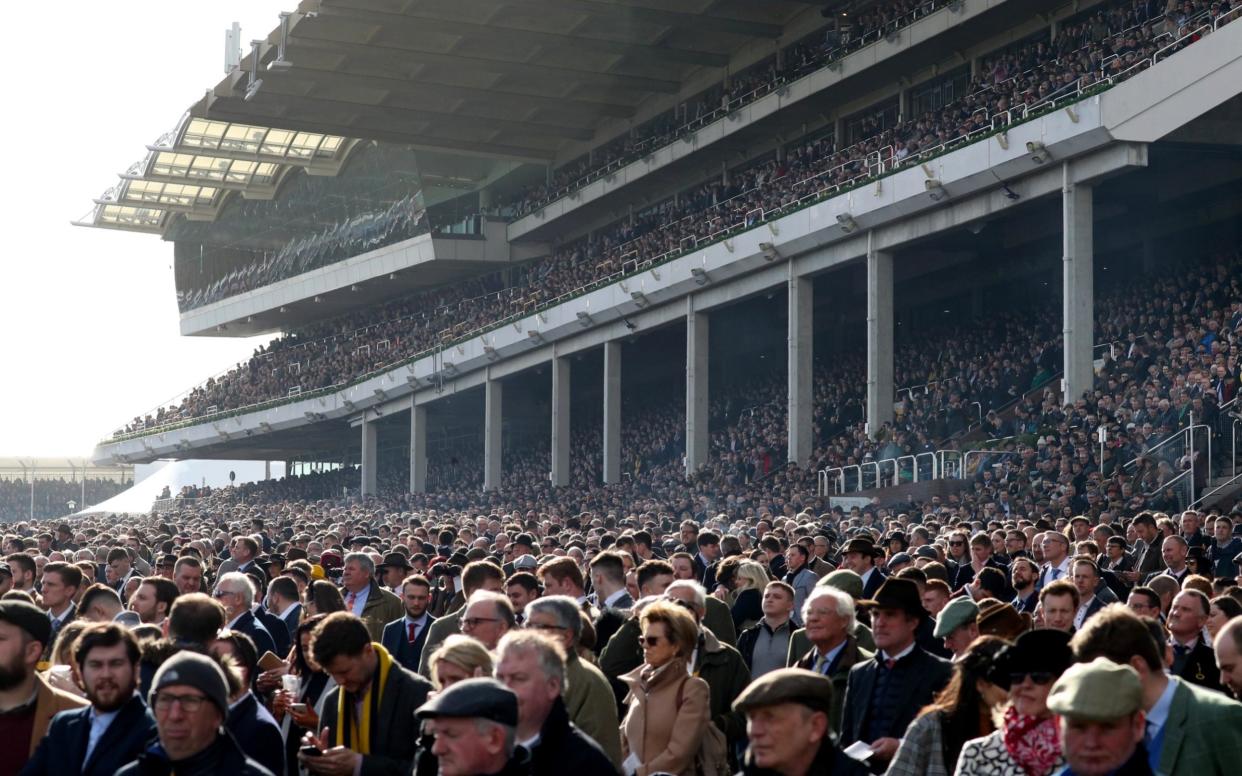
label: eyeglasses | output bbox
[641,635,665,647]
[153,692,208,713]
[949,541,965,547]
[213,590,235,598]
[460,616,501,629]
[1009,671,1056,685]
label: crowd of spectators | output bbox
[122,0,1238,437]
[0,478,128,522]
[2,465,1242,776]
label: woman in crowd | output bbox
[730,560,770,631]
[953,629,1074,776]
[273,614,333,776]
[619,600,711,776]
[1207,595,1242,640]
[887,636,1011,776]
[303,579,346,617]
[428,634,494,689]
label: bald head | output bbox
[1215,616,1242,700]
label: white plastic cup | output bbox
[281,674,299,694]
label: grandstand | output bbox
[82,0,1242,518]
[0,457,133,521]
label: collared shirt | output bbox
[84,705,121,765]
[48,603,73,629]
[859,566,877,589]
[404,613,429,641]
[1040,558,1072,587]
[602,588,628,609]
[227,611,245,630]
[879,641,917,665]
[345,585,370,616]
[271,600,298,620]
[1074,596,1096,630]
[810,639,848,676]
[1146,675,1177,736]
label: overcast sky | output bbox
[0,2,296,457]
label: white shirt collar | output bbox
[603,588,628,608]
[879,641,917,663]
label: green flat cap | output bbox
[934,597,979,638]
[817,569,863,600]
[1047,657,1143,721]
[733,668,834,715]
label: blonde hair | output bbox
[429,634,494,689]
[735,560,771,592]
[640,600,699,657]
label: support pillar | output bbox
[484,378,503,491]
[360,416,378,497]
[603,342,622,484]
[788,271,814,465]
[866,233,895,437]
[1062,163,1094,403]
[409,402,427,494]
[551,356,571,487]
[686,299,709,476]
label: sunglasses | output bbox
[641,635,665,648]
[1009,671,1056,685]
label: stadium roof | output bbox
[193,0,809,161]
[77,0,814,235]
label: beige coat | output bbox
[619,658,709,776]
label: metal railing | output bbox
[819,451,940,495]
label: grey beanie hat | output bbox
[149,651,230,716]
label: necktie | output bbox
[884,658,896,670]
[1051,568,1062,580]
[407,620,418,644]
[347,592,358,611]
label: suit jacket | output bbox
[793,635,872,736]
[44,603,77,660]
[381,615,435,673]
[417,604,462,677]
[1156,676,1242,775]
[358,582,405,642]
[232,610,276,658]
[27,673,88,757]
[226,692,284,776]
[860,568,886,599]
[21,692,155,776]
[593,607,629,659]
[278,603,303,642]
[320,660,433,776]
[1135,541,1166,578]
[703,595,737,647]
[1076,596,1106,629]
[1173,638,1225,694]
[255,607,290,657]
[839,646,951,773]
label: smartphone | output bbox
[290,703,308,714]
[300,745,323,757]
[258,651,285,671]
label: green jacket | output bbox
[692,627,749,747]
[704,596,737,647]
[1157,675,1242,775]
[360,582,405,642]
[564,651,623,767]
[416,604,462,678]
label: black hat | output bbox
[378,552,413,571]
[0,600,51,646]
[841,538,884,557]
[415,677,517,726]
[857,578,924,618]
[998,628,1074,677]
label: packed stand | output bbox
[0,478,128,522]
[1,478,1240,776]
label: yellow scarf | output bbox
[336,642,393,755]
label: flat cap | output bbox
[816,569,863,600]
[914,546,939,560]
[934,597,979,638]
[887,552,913,570]
[1047,657,1143,720]
[733,668,834,715]
[512,554,538,571]
[416,677,518,726]
[0,600,51,646]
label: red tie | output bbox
[885,658,897,670]
[347,592,357,610]
[408,621,418,644]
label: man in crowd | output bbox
[524,596,622,766]
[783,545,818,626]
[1071,603,1242,775]
[1215,616,1242,698]
[130,577,178,627]
[0,600,87,773]
[382,573,435,672]
[340,553,404,641]
[415,678,520,776]
[105,548,141,594]
[934,597,979,658]
[1046,657,1150,775]
[119,651,272,775]
[40,560,81,653]
[419,561,504,676]
[840,538,885,598]
[792,585,870,735]
[1010,556,1039,614]
[493,631,616,773]
[1166,589,1224,692]
[213,572,275,657]
[377,552,413,593]
[265,576,302,644]
[210,630,284,776]
[734,668,839,776]
[300,612,433,775]
[1038,532,1072,588]
[461,591,516,651]
[839,578,950,773]
[738,581,797,679]
[1148,536,1190,585]
[172,557,204,596]
[1071,557,1107,630]
[1039,579,1079,632]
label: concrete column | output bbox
[788,271,814,465]
[686,299,709,476]
[1062,163,1094,403]
[603,342,622,484]
[898,87,908,122]
[409,401,427,494]
[866,233,895,437]
[551,356,571,487]
[484,378,503,491]
[360,416,378,497]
